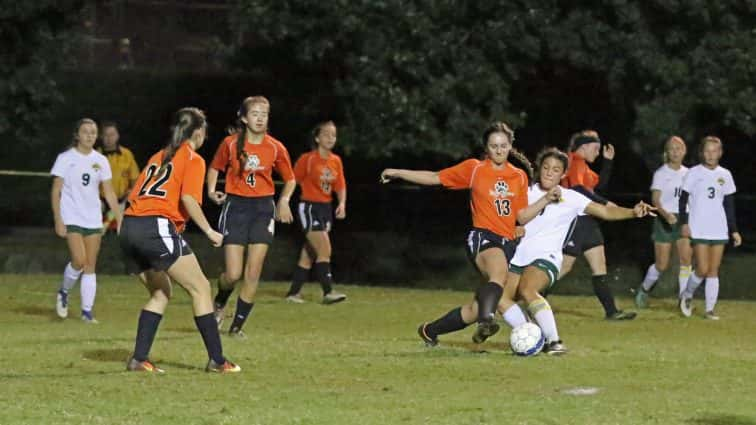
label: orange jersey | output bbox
[294,150,346,203]
[210,134,294,197]
[438,159,528,239]
[125,142,205,232]
[561,152,599,191]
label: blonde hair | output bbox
[698,136,722,161]
[662,136,686,163]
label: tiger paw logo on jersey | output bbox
[717,177,725,186]
[245,154,263,171]
[490,180,513,199]
[320,168,335,193]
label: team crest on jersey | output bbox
[717,177,725,186]
[489,180,513,198]
[245,154,262,171]
[92,163,101,171]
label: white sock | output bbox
[641,264,661,292]
[61,262,82,292]
[528,297,559,343]
[678,265,692,298]
[502,304,527,328]
[705,277,719,313]
[682,273,705,300]
[80,273,97,313]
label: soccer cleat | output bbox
[417,323,438,347]
[81,310,99,324]
[605,310,637,321]
[322,291,347,305]
[205,358,241,373]
[286,294,306,304]
[126,357,165,374]
[228,329,247,339]
[679,297,693,317]
[704,310,720,321]
[634,288,649,309]
[56,290,69,319]
[542,340,568,356]
[213,304,226,330]
[472,320,500,344]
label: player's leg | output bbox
[80,232,102,322]
[214,244,244,328]
[559,255,576,279]
[676,237,693,298]
[703,244,725,319]
[471,248,516,343]
[636,242,671,308]
[128,270,171,373]
[56,232,86,318]
[519,265,565,354]
[227,243,268,336]
[680,243,710,317]
[285,244,314,302]
[167,253,240,372]
[307,230,346,304]
[584,245,636,320]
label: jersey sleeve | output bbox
[650,169,663,191]
[438,159,478,190]
[100,156,113,181]
[182,154,206,204]
[293,154,308,183]
[50,153,66,177]
[333,156,346,192]
[565,189,592,214]
[210,139,231,172]
[562,161,587,188]
[723,170,736,195]
[273,142,295,181]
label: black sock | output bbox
[194,313,225,365]
[229,298,254,333]
[286,266,310,296]
[592,274,618,316]
[475,282,503,323]
[313,261,333,295]
[214,277,234,309]
[425,307,470,338]
[133,310,162,362]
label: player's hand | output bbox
[544,186,561,203]
[732,232,742,247]
[380,169,399,183]
[208,191,227,205]
[276,201,293,223]
[335,203,346,220]
[664,212,677,225]
[633,201,657,217]
[54,221,67,238]
[514,226,526,239]
[680,224,691,239]
[602,143,615,160]
[206,228,223,247]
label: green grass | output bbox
[2,274,756,425]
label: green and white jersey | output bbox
[681,164,736,240]
[650,164,688,214]
[510,184,591,272]
[51,148,112,228]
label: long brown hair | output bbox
[158,107,206,176]
[480,121,533,183]
[228,96,270,176]
[310,120,336,149]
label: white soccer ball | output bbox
[509,322,544,356]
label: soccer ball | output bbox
[509,322,545,356]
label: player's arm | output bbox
[724,194,742,247]
[595,144,614,193]
[335,188,346,219]
[380,169,441,186]
[571,185,608,205]
[205,168,226,205]
[585,200,655,221]
[650,189,673,224]
[180,194,223,247]
[101,180,123,233]
[276,179,297,224]
[51,177,66,238]
[516,187,560,225]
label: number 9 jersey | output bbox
[125,142,206,233]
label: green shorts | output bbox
[652,215,683,243]
[66,225,103,236]
[509,259,559,291]
[690,238,728,246]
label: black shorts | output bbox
[465,228,518,271]
[562,215,604,257]
[297,201,333,233]
[218,195,275,246]
[119,215,193,274]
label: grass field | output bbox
[2,274,756,425]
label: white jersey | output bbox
[510,185,592,271]
[650,164,688,213]
[681,164,736,240]
[51,148,112,228]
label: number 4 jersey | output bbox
[126,142,205,233]
[51,148,113,228]
[438,158,528,240]
[682,164,736,240]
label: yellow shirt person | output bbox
[97,122,139,229]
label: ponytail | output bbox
[157,107,206,177]
[231,95,270,176]
[508,148,534,185]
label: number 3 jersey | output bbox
[681,164,736,240]
[438,158,528,240]
[210,133,294,198]
[126,142,205,233]
[50,148,113,228]
[293,150,346,203]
